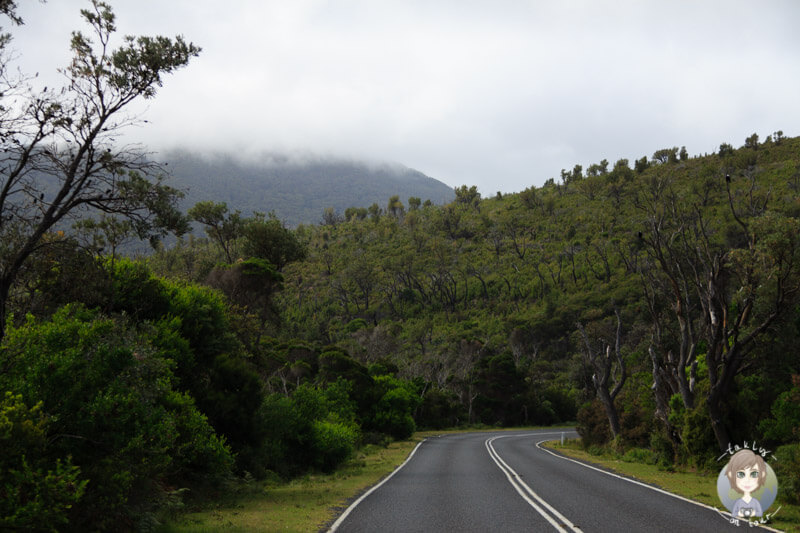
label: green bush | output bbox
[0,306,233,530]
[576,399,612,448]
[417,388,464,429]
[257,383,361,477]
[0,393,87,531]
[311,419,359,472]
[622,447,658,465]
[774,443,800,505]
[759,376,800,444]
[371,376,420,440]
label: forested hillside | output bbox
[148,133,800,464]
[4,132,800,530]
[161,150,455,226]
[3,1,797,531]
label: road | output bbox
[328,429,776,532]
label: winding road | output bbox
[328,429,777,532]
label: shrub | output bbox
[371,376,420,440]
[417,388,464,429]
[576,399,612,448]
[622,447,658,465]
[0,393,87,531]
[773,443,800,505]
[759,375,800,445]
[0,306,233,530]
[311,419,359,472]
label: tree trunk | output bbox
[707,393,731,452]
[0,278,10,345]
[597,388,620,438]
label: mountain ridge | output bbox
[158,149,455,226]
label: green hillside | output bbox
[5,132,800,529]
[267,133,800,443]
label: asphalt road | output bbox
[328,429,776,532]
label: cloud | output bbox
[10,0,800,194]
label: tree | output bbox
[243,211,306,270]
[639,176,800,451]
[387,194,404,218]
[652,147,679,164]
[188,201,244,263]
[577,309,627,438]
[454,184,481,209]
[0,1,199,342]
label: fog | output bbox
[11,1,800,193]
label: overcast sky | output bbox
[10,1,800,194]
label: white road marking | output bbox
[486,434,582,532]
[328,439,425,532]
[535,440,783,533]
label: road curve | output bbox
[328,429,776,532]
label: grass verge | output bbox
[156,426,563,532]
[546,440,800,533]
[157,439,422,533]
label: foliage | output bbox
[370,375,420,440]
[242,211,307,270]
[773,444,800,505]
[0,305,232,530]
[759,375,800,444]
[0,393,87,531]
[0,0,199,342]
[576,400,612,448]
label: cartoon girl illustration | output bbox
[725,449,767,518]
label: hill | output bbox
[159,150,455,226]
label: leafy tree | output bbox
[652,147,679,164]
[322,206,342,226]
[454,184,481,209]
[0,1,199,342]
[586,159,609,177]
[639,178,800,450]
[387,194,404,218]
[188,201,244,263]
[206,257,283,334]
[242,211,306,270]
[718,142,735,156]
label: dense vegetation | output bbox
[1,2,799,531]
[162,150,455,227]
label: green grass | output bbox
[157,440,422,533]
[547,440,800,533]
[156,426,566,532]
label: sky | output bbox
[9,1,800,194]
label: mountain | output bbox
[158,150,455,226]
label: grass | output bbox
[156,426,563,532]
[547,440,800,533]
[157,439,422,533]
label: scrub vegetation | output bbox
[1,2,799,531]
